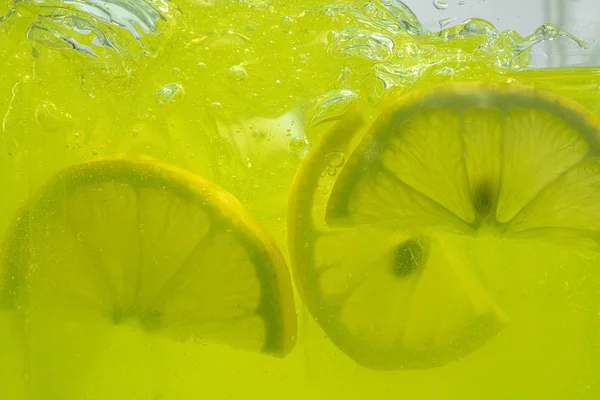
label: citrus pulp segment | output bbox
[289,83,600,369]
[1,158,297,356]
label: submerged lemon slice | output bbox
[289,83,600,369]
[2,158,296,356]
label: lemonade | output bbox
[1,0,599,399]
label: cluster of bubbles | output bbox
[2,1,588,116]
[0,0,590,202]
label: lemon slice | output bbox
[289,83,600,369]
[1,158,296,356]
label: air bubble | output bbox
[432,0,448,10]
[307,89,358,127]
[326,152,345,168]
[156,83,184,105]
[328,29,394,62]
[362,2,378,18]
[281,16,294,26]
[228,65,248,81]
[376,0,423,35]
[289,137,307,152]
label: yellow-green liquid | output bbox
[1,0,600,398]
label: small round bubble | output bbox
[326,152,345,168]
[289,137,307,152]
[228,65,248,81]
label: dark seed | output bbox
[393,238,425,278]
